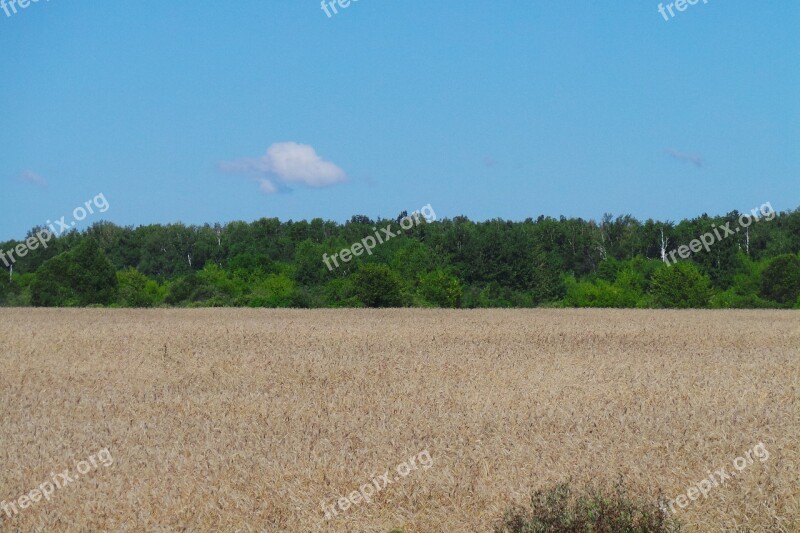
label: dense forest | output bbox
[2,204,799,309]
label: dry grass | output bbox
[0,309,798,532]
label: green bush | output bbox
[117,267,157,307]
[759,254,800,306]
[353,264,403,307]
[322,277,362,307]
[563,275,641,308]
[30,239,117,307]
[649,262,712,309]
[165,264,243,306]
[495,482,682,533]
[418,269,463,308]
[709,289,772,309]
[243,273,296,307]
[0,277,22,306]
[462,282,515,308]
[596,257,624,282]
[164,274,198,305]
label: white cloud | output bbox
[18,170,48,187]
[220,142,347,194]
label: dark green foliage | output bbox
[0,275,10,302]
[495,482,682,533]
[29,255,80,306]
[240,273,296,308]
[30,239,118,306]
[4,205,799,308]
[649,262,713,309]
[529,251,567,304]
[418,269,463,307]
[759,254,800,306]
[0,274,31,306]
[564,277,640,308]
[294,239,331,286]
[353,264,403,307]
[709,254,772,309]
[391,240,438,284]
[596,257,624,283]
[165,264,243,306]
[563,259,654,308]
[117,267,159,307]
[68,238,119,305]
[164,273,199,305]
[323,277,361,308]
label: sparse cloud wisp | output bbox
[17,170,48,188]
[665,148,704,168]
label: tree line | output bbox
[1,206,799,309]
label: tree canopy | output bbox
[2,206,799,309]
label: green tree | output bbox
[649,262,713,308]
[117,267,157,307]
[709,254,771,308]
[195,263,240,303]
[323,277,361,307]
[30,254,76,306]
[0,276,10,304]
[30,239,118,306]
[391,240,437,285]
[563,276,639,308]
[418,269,462,307]
[353,264,403,307]
[165,263,240,306]
[164,274,199,305]
[759,254,800,306]
[244,273,296,307]
[68,238,119,305]
[12,204,800,309]
[528,250,566,304]
[1,273,33,306]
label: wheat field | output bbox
[0,309,798,532]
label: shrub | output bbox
[563,275,640,308]
[68,238,119,306]
[353,264,403,307]
[322,277,362,307]
[709,289,772,309]
[0,277,22,306]
[418,269,463,308]
[649,262,712,309]
[244,273,296,307]
[30,239,118,307]
[759,254,800,306]
[495,482,682,533]
[117,267,157,307]
[164,274,200,305]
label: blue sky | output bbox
[1,0,798,240]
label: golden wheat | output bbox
[0,309,798,532]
